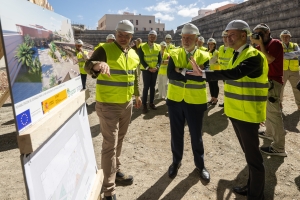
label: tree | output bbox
[14,43,34,70]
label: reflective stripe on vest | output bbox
[167,48,209,104]
[283,42,299,71]
[226,80,269,89]
[224,46,268,123]
[96,43,139,103]
[169,80,206,89]
[110,69,135,75]
[97,80,134,87]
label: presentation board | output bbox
[0,0,82,133]
[22,105,99,200]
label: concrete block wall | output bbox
[175,0,300,46]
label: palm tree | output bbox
[14,43,34,71]
[29,57,41,75]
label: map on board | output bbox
[23,106,98,200]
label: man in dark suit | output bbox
[187,20,269,200]
[166,23,210,182]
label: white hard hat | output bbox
[149,30,157,36]
[160,41,167,46]
[198,36,205,42]
[207,38,216,44]
[181,23,200,35]
[115,19,134,34]
[106,34,116,41]
[165,34,172,39]
[225,20,251,36]
[222,30,227,37]
[280,30,292,37]
[75,39,83,45]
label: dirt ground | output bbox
[0,76,300,200]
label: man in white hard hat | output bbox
[84,19,142,200]
[279,30,300,110]
[251,23,287,157]
[138,30,162,113]
[197,36,208,51]
[94,34,116,50]
[106,34,116,43]
[187,19,269,199]
[165,34,176,53]
[75,39,89,89]
[166,22,210,182]
[218,31,234,107]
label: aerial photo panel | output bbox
[0,0,83,132]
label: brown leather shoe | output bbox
[149,103,157,110]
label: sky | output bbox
[48,0,247,31]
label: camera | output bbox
[251,33,260,40]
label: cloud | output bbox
[202,1,235,10]
[145,0,178,13]
[176,3,199,17]
[117,7,137,15]
[77,15,83,20]
[154,12,175,21]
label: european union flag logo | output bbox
[16,109,32,131]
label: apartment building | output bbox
[98,12,165,32]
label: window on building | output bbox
[150,28,153,30]
[149,20,152,23]
[163,28,165,31]
[100,22,103,28]
[156,28,159,31]
[136,20,138,25]
[136,27,138,31]
[130,19,133,24]
[143,27,146,31]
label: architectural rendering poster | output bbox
[0,0,82,133]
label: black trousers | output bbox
[229,117,265,200]
[208,80,219,98]
[80,73,87,89]
[168,100,206,170]
[142,70,158,105]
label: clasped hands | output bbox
[148,67,158,73]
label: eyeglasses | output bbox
[116,32,132,39]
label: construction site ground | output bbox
[0,76,299,200]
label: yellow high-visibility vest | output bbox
[218,45,234,70]
[199,46,208,51]
[76,50,89,74]
[166,43,176,53]
[158,51,169,75]
[224,46,269,123]
[283,42,299,71]
[94,43,105,50]
[140,42,161,68]
[167,48,209,104]
[96,43,139,103]
[209,50,220,70]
